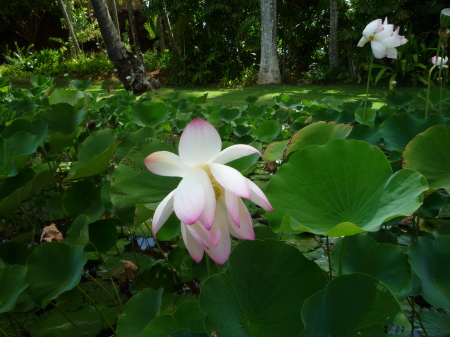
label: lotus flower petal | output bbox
[181,223,205,263]
[152,190,175,235]
[213,144,261,165]
[208,163,251,199]
[225,189,241,227]
[248,179,273,211]
[362,19,382,38]
[178,118,221,167]
[224,199,255,240]
[357,36,370,47]
[173,169,207,225]
[370,40,387,59]
[144,151,189,177]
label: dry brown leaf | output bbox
[41,224,64,243]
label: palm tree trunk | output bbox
[90,0,160,93]
[125,0,143,62]
[329,0,339,69]
[257,0,281,85]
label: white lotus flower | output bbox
[431,56,449,68]
[357,17,408,59]
[144,118,273,264]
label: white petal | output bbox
[178,118,221,167]
[247,179,273,211]
[181,223,205,263]
[225,199,255,240]
[152,190,175,235]
[374,24,394,41]
[213,144,261,165]
[362,19,382,38]
[144,151,189,177]
[386,47,398,59]
[370,40,387,59]
[204,216,231,265]
[208,163,251,199]
[381,36,404,48]
[173,169,207,225]
[225,190,240,227]
[195,169,216,230]
[357,36,369,47]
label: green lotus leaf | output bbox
[85,219,119,253]
[331,234,412,298]
[68,128,119,180]
[27,242,87,307]
[62,180,104,221]
[285,121,352,157]
[408,235,450,310]
[110,138,180,224]
[253,120,281,143]
[130,101,169,128]
[200,239,328,337]
[403,125,450,193]
[299,273,410,336]
[116,288,163,337]
[266,139,428,235]
[0,264,29,313]
[48,89,91,108]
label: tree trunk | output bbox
[58,0,81,56]
[108,0,120,34]
[91,0,160,93]
[157,13,166,52]
[329,0,339,69]
[125,0,143,62]
[257,0,281,85]
[161,6,181,54]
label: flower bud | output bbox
[441,8,450,28]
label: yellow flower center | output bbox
[212,183,221,200]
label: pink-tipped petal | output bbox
[225,190,240,227]
[370,40,387,59]
[357,36,369,47]
[247,179,273,211]
[213,144,261,165]
[144,151,189,177]
[381,36,404,48]
[195,169,216,230]
[224,199,255,240]
[374,24,394,41]
[152,190,175,235]
[173,169,206,225]
[208,163,251,199]
[178,118,222,167]
[204,223,231,265]
[181,223,205,263]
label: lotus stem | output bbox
[51,302,85,337]
[76,285,116,334]
[83,270,123,313]
[363,55,374,123]
[338,236,349,277]
[425,35,443,117]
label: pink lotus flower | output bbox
[357,18,408,59]
[144,118,273,264]
[431,56,449,68]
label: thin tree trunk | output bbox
[157,13,166,52]
[329,0,339,69]
[58,0,81,55]
[257,0,281,85]
[108,0,120,34]
[125,0,143,62]
[91,0,160,93]
[161,6,181,54]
